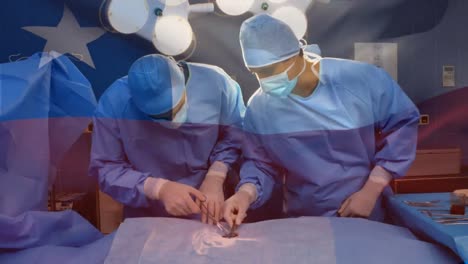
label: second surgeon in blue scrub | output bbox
[224,14,420,226]
[90,55,245,224]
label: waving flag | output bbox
[1,0,154,98]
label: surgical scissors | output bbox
[199,201,231,236]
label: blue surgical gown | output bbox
[239,58,420,221]
[89,63,246,217]
[0,52,96,216]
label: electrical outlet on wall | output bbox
[419,114,430,125]
[443,65,455,87]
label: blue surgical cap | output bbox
[128,54,185,115]
[240,14,301,68]
[304,44,321,56]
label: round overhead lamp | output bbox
[216,0,255,16]
[107,0,149,34]
[158,0,187,6]
[272,6,308,39]
[153,15,193,56]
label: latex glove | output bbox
[197,173,225,225]
[158,181,206,216]
[338,179,386,218]
[223,189,254,228]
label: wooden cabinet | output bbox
[96,190,123,234]
[392,149,467,194]
[392,174,468,194]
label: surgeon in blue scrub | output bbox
[224,14,420,226]
[90,54,245,224]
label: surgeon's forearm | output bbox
[143,177,169,200]
[206,161,228,180]
[238,183,258,205]
[365,165,393,194]
[200,161,228,190]
[209,123,244,172]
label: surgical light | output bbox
[268,0,288,3]
[107,0,149,34]
[216,0,255,16]
[159,0,186,6]
[272,6,308,39]
[153,16,193,56]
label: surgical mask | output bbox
[258,58,307,98]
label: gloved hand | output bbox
[197,173,225,225]
[338,179,385,218]
[223,190,253,228]
[158,181,206,216]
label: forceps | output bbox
[403,200,441,207]
[199,202,232,237]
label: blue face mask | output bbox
[258,58,306,98]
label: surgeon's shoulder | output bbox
[246,88,265,107]
[324,58,383,96]
[95,76,131,117]
[189,62,241,92]
[241,88,267,131]
[188,62,227,79]
[188,62,223,73]
[245,88,265,115]
[323,58,379,80]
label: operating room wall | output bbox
[183,0,468,166]
[1,0,467,165]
